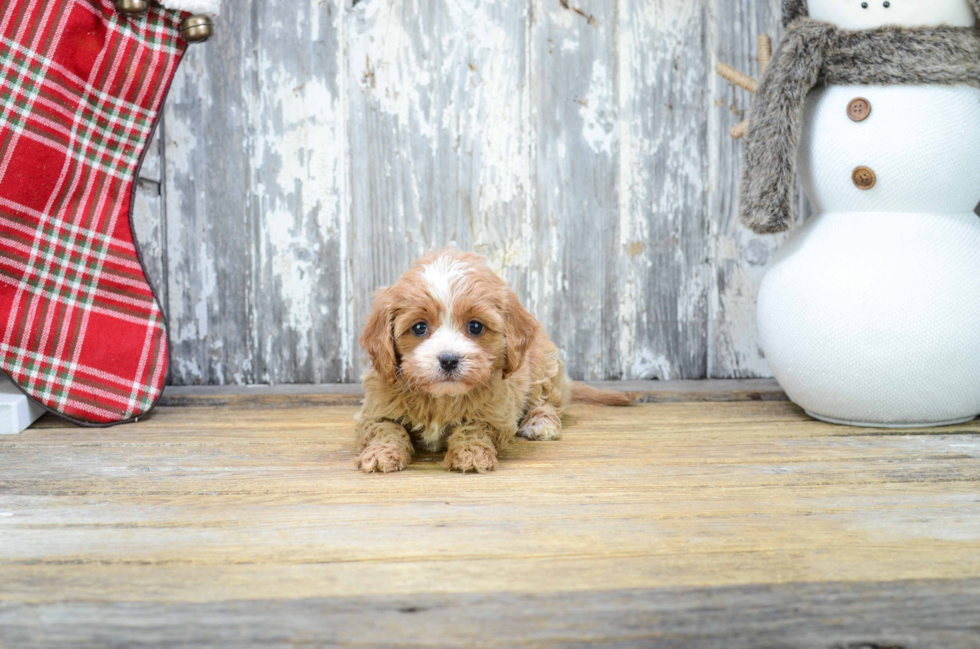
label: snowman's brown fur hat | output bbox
[783,0,980,26]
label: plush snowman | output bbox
[741,0,980,427]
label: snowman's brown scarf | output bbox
[740,19,980,234]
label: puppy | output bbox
[354,249,636,474]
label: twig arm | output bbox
[717,62,759,94]
[758,34,772,73]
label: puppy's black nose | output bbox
[438,353,460,373]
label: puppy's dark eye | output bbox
[411,322,428,337]
[467,321,484,336]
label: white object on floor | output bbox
[758,84,980,428]
[161,0,221,15]
[0,373,44,435]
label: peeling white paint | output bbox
[349,1,436,145]
[631,350,672,381]
[249,65,342,370]
[580,60,617,156]
[617,0,639,378]
[152,0,774,385]
[164,61,215,350]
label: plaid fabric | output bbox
[0,0,186,424]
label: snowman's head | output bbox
[784,0,980,28]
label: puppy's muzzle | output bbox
[438,353,461,375]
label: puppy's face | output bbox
[360,251,536,397]
[395,259,505,396]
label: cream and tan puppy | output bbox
[355,249,635,474]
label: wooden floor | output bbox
[2,387,980,647]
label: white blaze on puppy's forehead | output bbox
[421,255,471,324]
[417,326,481,359]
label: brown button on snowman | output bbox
[846,98,870,122]
[737,0,980,427]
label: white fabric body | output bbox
[798,85,980,213]
[808,0,976,30]
[758,84,980,426]
[160,0,221,15]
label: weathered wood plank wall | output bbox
[134,0,785,385]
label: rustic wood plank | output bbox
[2,403,978,601]
[613,0,711,380]
[162,6,254,385]
[154,1,810,384]
[345,0,530,378]
[2,580,978,647]
[530,0,622,380]
[132,123,167,310]
[348,0,711,383]
[707,0,784,378]
[148,379,787,409]
[132,182,166,310]
[139,116,163,184]
[248,0,352,385]
[2,399,979,642]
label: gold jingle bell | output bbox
[180,15,214,43]
[115,0,149,15]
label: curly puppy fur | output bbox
[741,4,980,234]
[355,249,636,474]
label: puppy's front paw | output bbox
[356,443,411,474]
[517,417,562,441]
[445,443,498,474]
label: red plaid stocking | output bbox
[0,0,188,425]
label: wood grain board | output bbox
[150,379,789,408]
[127,0,820,385]
[2,395,979,645]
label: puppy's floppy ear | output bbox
[360,287,399,382]
[503,288,537,379]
